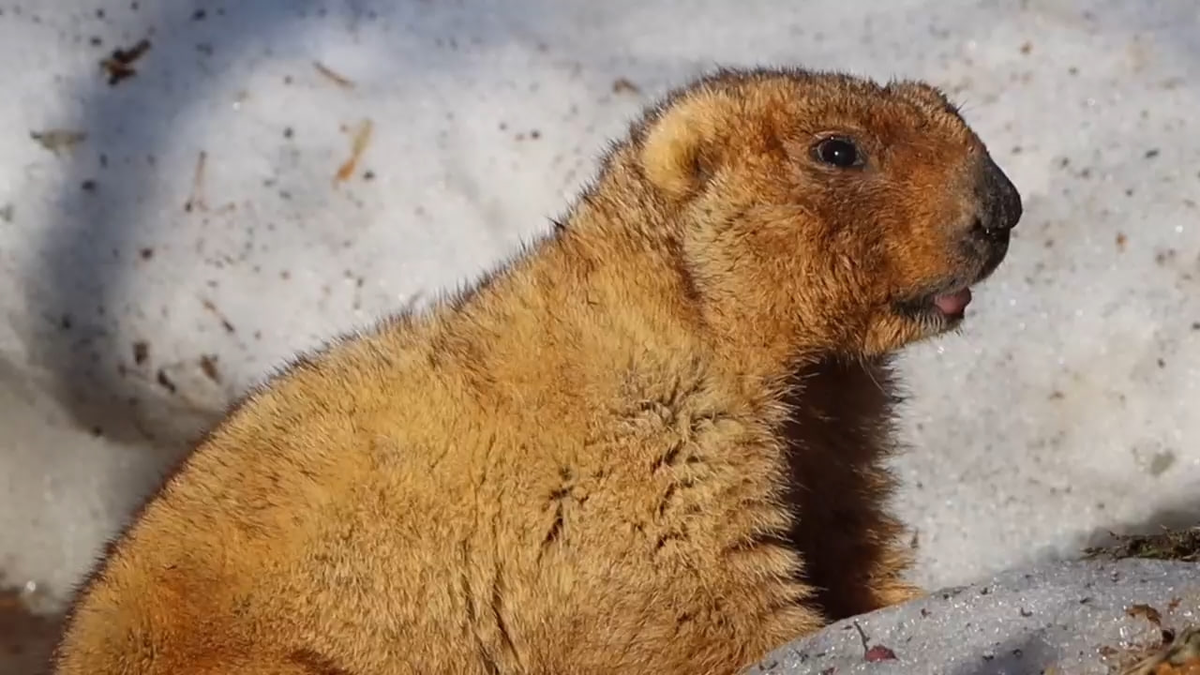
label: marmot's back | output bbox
[52,66,1020,675]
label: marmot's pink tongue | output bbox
[934,287,972,315]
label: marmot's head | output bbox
[633,67,1022,357]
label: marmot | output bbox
[52,66,1022,675]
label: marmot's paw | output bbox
[869,581,925,611]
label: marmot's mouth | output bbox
[894,284,975,325]
[931,287,972,318]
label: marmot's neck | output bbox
[482,167,826,387]
[560,159,838,375]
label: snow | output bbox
[747,558,1200,675]
[0,0,1198,668]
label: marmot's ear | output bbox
[638,90,736,201]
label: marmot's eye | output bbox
[814,137,863,168]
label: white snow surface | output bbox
[746,558,1200,675]
[0,0,1198,629]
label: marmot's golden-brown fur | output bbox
[51,66,1022,675]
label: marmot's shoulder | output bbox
[52,66,1021,675]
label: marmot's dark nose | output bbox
[973,155,1023,240]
